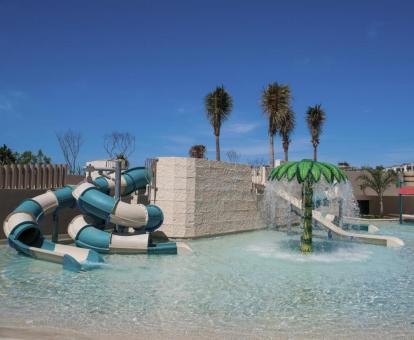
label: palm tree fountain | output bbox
[268,159,348,253]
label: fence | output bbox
[0,164,68,189]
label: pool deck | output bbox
[1,324,408,340]
[0,326,93,340]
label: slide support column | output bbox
[398,173,403,225]
[114,159,123,233]
[52,209,59,243]
[338,198,344,228]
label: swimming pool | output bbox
[1,222,414,338]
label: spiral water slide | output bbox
[68,167,176,254]
[277,190,404,247]
[3,167,176,271]
[3,186,103,271]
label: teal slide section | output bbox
[145,205,164,232]
[92,167,151,195]
[73,167,169,252]
[77,188,116,221]
[74,218,112,253]
[78,167,163,230]
[6,190,104,271]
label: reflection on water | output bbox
[248,237,373,263]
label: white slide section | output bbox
[401,214,414,221]
[72,182,149,228]
[27,244,94,265]
[68,215,149,253]
[277,190,404,248]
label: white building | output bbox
[385,163,414,173]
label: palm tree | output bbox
[306,104,326,161]
[261,83,291,167]
[280,109,295,161]
[205,86,233,161]
[357,167,397,217]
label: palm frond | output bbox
[205,86,233,135]
[261,82,291,136]
[306,104,326,146]
[280,109,295,143]
[357,168,396,195]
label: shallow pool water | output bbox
[1,222,414,338]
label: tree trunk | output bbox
[301,179,313,253]
[313,145,317,161]
[269,134,274,167]
[283,141,289,161]
[379,194,384,217]
[215,134,220,161]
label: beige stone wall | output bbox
[153,157,265,238]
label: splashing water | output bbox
[263,178,360,231]
[263,179,301,229]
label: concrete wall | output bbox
[154,157,265,238]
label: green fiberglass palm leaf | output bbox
[276,161,294,180]
[298,159,313,183]
[339,168,348,181]
[321,162,345,183]
[268,159,347,184]
[268,161,290,180]
[318,163,334,183]
[287,162,299,181]
[310,163,322,182]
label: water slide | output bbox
[68,167,176,254]
[3,167,176,271]
[3,187,104,271]
[276,190,404,248]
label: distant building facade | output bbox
[346,169,414,216]
[385,163,414,173]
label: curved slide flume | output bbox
[277,190,404,247]
[3,167,177,271]
[3,187,104,272]
[68,167,177,254]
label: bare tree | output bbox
[104,132,136,160]
[56,130,83,174]
[226,150,240,163]
[248,157,267,167]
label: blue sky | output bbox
[0,0,413,167]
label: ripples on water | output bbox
[1,223,414,338]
